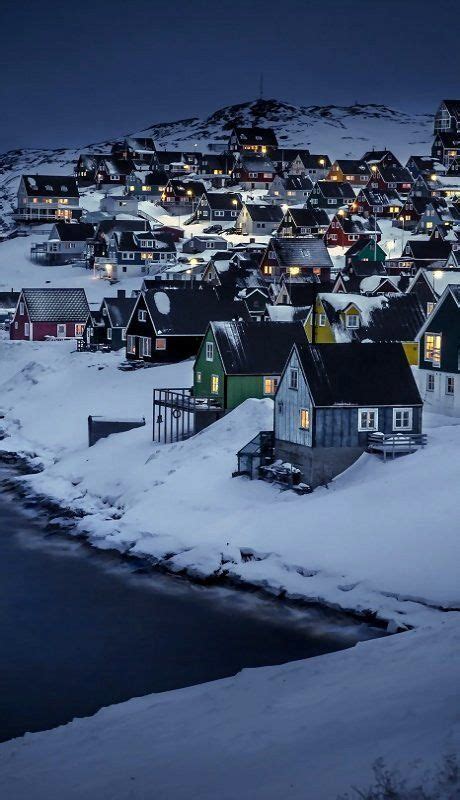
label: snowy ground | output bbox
[0,339,458,629]
[0,614,457,800]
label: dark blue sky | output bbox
[0,0,458,151]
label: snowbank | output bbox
[0,615,458,800]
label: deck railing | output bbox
[367,432,427,460]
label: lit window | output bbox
[425,333,441,366]
[289,368,298,390]
[299,408,310,430]
[427,302,435,315]
[206,341,214,361]
[358,408,378,431]
[446,376,455,395]
[75,324,85,337]
[263,376,279,395]
[263,265,273,275]
[289,266,300,276]
[127,335,136,354]
[196,371,202,383]
[211,374,219,394]
[393,408,413,430]
[346,313,360,328]
[155,338,167,350]
[426,373,435,392]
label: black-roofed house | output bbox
[415,284,460,416]
[398,239,452,272]
[406,265,460,316]
[271,148,311,174]
[193,321,307,411]
[297,154,331,181]
[324,212,381,248]
[267,175,313,203]
[15,175,81,223]
[432,100,460,167]
[112,137,157,166]
[10,288,89,341]
[237,203,284,235]
[83,290,136,351]
[271,341,423,487]
[406,156,445,181]
[354,188,403,220]
[231,154,277,189]
[195,192,242,222]
[161,178,208,214]
[228,126,278,154]
[182,235,228,254]
[95,157,136,187]
[260,236,333,282]
[126,170,168,199]
[326,159,370,186]
[367,164,413,195]
[278,206,330,237]
[30,221,95,265]
[305,292,425,364]
[105,230,176,279]
[125,288,250,362]
[308,180,355,210]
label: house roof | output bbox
[271,148,311,163]
[301,154,332,170]
[336,213,381,235]
[333,159,370,175]
[211,320,306,375]
[112,230,175,253]
[441,100,460,120]
[416,284,460,340]
[143,289,249,336]
[281,281,327,306]
[318,292,425,343]
[314,180,355,199]
[22,175,79,197]
[141,170,168,185]
[404,240,452,260]
[377,165,413,184]
[344,238,384,259]
[243,204,284,223]
[284,207,329,228]
[236,154,276,173]
[362,149,397,164]
[203,192,242,210]
[21,288,89,322]
[103,297,136,327]
[271,237,333,269]
[293,342,422,407]
[52,222,95,242]
[284,175,313,191]
[232,127,278,147]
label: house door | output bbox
[57,324,66,338]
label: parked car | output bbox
[203,224,223,233]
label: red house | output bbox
[10,288,90,341]
[325,212,382,248]
[367,164,413,195]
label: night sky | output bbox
[0,0,459,152]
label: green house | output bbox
[345,239,387,269]
[193,320,307,410]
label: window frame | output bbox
[299,408,310,430]
[392,407,413,431]
[205,341,214,361]
[426,373,435,392]
[358,408,379,432]
[424,332,441,367]
[138,309,147,322]
[263,376,279,396]
[445,376,455,395]
[289,367,298,390]
[210,374,219,394]
[155,337,167,351]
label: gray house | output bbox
[267,175,313,203]
[273,342,423,487]
[195,192,242,222]
[30,222,95,264]
[182,235,228,254]
[14,175,81,223]
[99,194,139,216]
[237,203,284,236]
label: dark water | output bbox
[0,482,383,742]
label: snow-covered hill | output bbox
[0,98,434,231]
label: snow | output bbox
[0,615,458,800]
[0,340,459,628]
[153,290,170,314]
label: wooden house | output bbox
[367,164,413,195]
[305,292,425,364]
[267,175,313,203]
[354,188,403,219]
[308,180,355,210]
[14,175,81,224]
[431,133,460,168]
[126,170,168,198]
[105,230,176,279]
[326,159,370,186]
[231,154,277,189]
[399,239,452,272]
[415,284,460,415]
[10,288,89,341]
[272,342,423,488]
[195,192,242,222]
[83,290,136,351]
[193,320,306,411]
[182,235,228,254]
[228,126,278,155]
[406,156,445,180]
[112,137,157,166]
[30,222,94,265]
[324,212,381,248]
[125,288,249,363]
[277,206,330,237]
[260,237,333,282]
[94,157,136,187]
[297,154,331,181]
[406,265,460,316]
[362,150,402,170]
[161,179,207,213]
[344,238,387,270]
[237,203,283,235]
[271,148,311,174]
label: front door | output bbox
[57,324,66,338]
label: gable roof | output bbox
[103,297,136,327]
[416,284,460,340]
[52,222,95,241]
[293,342,422,407]
[333,159,370,175]
[22,175,79,197]
[203,192,242,210]
[284,207,329,228]
[236,154,276,173]
[243,204,284,223]
[232,127,278,147]
[211,320,306,375]
[314,180,355,199]
[284,175,313,191]
[271,237,333,269]
[142,289,249,335]
[21,288,89,322]
[404,240,452,260]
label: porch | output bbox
[153,388,224,443]
[367,432,427,460]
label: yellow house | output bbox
[304,293,422,365]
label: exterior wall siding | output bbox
[418,294,460,373]
[274,350,313,447]
[193,329,226,406]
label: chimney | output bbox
[117,289,126,299]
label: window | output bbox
[24,322,30,337]
[138,309,147,322]
[196,371,202,383]
[211,374,219,394]
[358,408,378,431]
[299,408,310,430]
[446,376,455,395]
[107,328,112,340]
[289,368,298,390]
[19,302,24,315]
[263,265,273,275]
[206,341,214,361]
[214,210,224,217]
[424,333,441,366]
[121,328,127,341]
[139,336,151,357]
[127,335,136,354]
[318,313,326,326]
[346,314,360,328]
[75,324,85,337]
[427,302,435,315]
[263,376,279,395]
[426,373,435,392]
[155,338,166,351]
[393,408,413,430]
